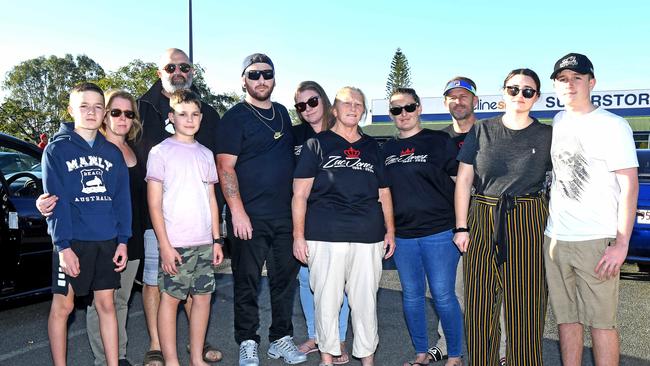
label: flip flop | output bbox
[186,342,223,363]
[332,342,349,365]
[143,350,164,366]
[297,339,319,355]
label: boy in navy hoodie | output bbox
[43,82,131,366]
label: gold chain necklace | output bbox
[244,102,284,139]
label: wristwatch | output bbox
[213,238,225,245]
[452,227,470,234]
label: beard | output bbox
[162,73,193,94]
[450,106,473,121]
[245,80,275,102]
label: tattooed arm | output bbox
[217,153,253,240]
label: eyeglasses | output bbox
[294,96,319,112]
[247,69,274,80]
[505,86,538,99]
[163,63,192,74]
[109,109,135,119]
[389,103,419,116]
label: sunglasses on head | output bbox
[247,69,274,80]
[389,103,419,116]
[109,109,135,119]
[163,63,192,74]
[505,86,538,99]
[294,96,319,112]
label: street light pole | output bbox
[188,0,193,63]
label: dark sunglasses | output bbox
[389,103,419,116]
[294,96,319,112]
[109,109,136,119]
[505,86,538,99]
[163,63,192,74]
[247,69,274,80]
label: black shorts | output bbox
[52,239,121,296]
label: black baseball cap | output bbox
[241,53,274,76]
[550,53,594,79]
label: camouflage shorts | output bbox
[158,244,215,300]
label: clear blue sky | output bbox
[1,0,649,115]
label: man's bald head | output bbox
[157,48,193,95]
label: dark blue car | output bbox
[630,149,650,272]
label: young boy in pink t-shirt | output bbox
[146,89,223,366]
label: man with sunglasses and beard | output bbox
[136,48,223,366]
[216,53,305,366]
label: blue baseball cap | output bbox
[443,78,477,96]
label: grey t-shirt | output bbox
[457,115,552,196]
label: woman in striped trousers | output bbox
[453,68,552,366]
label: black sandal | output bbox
[143,350,164,366]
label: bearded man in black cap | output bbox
[216,53,305,366]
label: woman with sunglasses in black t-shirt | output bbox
[382,88,464,366]
[454,69,552,366]
[291,81,351,364]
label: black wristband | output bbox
[213,238,224,245]
[452,227,469,234]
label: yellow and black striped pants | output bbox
[464,194,548,366]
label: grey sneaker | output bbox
[239,339,259,366]
[267,335,307,364]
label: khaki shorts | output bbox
[158,244,215,300]
[543,236,619,329]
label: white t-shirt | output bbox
[146,137,218,247]
[545,107,638,241]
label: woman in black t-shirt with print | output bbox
[382,88,463,366]
[292,81,351,364]
[455,69,552,366]
[293,86,395,366]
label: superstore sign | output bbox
[371,89,650,122]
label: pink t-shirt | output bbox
[146,137,218,247]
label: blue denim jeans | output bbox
[394,229,463,356]
[298,265,349,341]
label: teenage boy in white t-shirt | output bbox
[146,89,224,366]
[544,53,638,366]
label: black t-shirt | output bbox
[457,115,552,196]
[294,130,387,243]
[442,124,469,151]
[382,129,458,238]
[216,102,294,219]
[292,122,316,159]
[127,161,145,260]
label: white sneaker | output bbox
[239,339,259,366]
[267,335,307,364]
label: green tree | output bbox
[1,54,105,142]
[96,59,158,97]
[385,48,412,99]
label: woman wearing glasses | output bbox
[382,88,463,366]
[37,90,145,366]
[454,69,552,366]
[292,81,351,364]
[293,86,395,366]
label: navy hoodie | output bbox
[42,122,132,251]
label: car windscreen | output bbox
[637,150,650,182]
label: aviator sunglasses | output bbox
[109,109,136,119]
[163,63,192,74]
[505,86,538,99]
[389,103,419,116]
[294,96,319,112]
[247,69,274,80]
